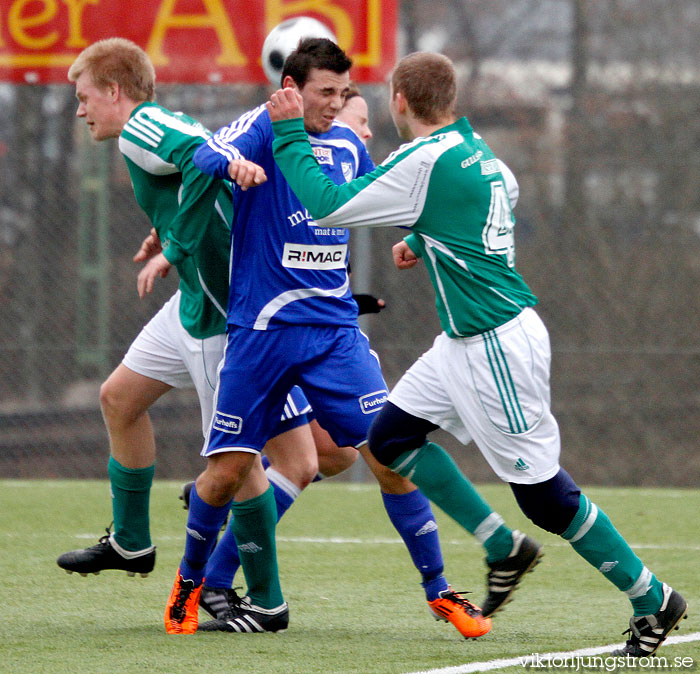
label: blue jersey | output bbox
[193,106,375,330]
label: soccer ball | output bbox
[261,16,337,86]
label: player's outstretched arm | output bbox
[270,100,429,230]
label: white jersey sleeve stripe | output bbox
[122,123,159,148]
[132,114,165,141]
[126,119,162,145]
[205,137,242,162]
[217,105,266,146]
[138,107,210,140]
[118,137,178,175]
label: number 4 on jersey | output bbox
[482,181,515,267]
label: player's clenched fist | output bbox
[392,240,419,270]
[267,88,304,122]
[227,159,267,191]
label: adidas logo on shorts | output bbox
[514,458,530,471]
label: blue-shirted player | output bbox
[165,39,490,639]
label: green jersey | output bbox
[272,116,537,338]
[119,102,232,339]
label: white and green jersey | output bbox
[272,116,537,338]
[119,102,232,339]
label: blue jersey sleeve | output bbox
[194,105,272,180]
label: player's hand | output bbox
[266,88,304,122]
[136,252,171,298]
[133,228,162,262]
[353,294,386,315]
[392,240,419,270]
[228,159,267,191]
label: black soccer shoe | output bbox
[611,584,688,657]
[57,527,155,577]
[200,586,243,620]
[481,530,543,617]
[179,481,194,509]
[198,597,289,633]
[179,481,229,529]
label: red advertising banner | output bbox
[0,0,397,84]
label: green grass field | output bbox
[3,480,698,674]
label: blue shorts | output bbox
[203,325,388,456]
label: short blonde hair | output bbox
[391,52,456,124]
[68,38,155,102]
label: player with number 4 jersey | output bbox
[269,51,687,655]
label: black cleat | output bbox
[611,584,688,657]
[198,596,289,633]
[200,586,243,620]
[57,526,155,577]
[481,530,542,617]
[179,481,194,509]
[180,481,229,529]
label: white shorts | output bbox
[389,307,561,484]
[122,291,225,436]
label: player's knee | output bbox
[510,468,581,534]
[265,425,319,488]
[269,454,318,490]
[202,452,255,501]
[99,377,133,423]
[367,402,432,467]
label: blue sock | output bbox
[179,484,231,585]
[203,467,299,588]
[382,490,448,601]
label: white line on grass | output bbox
[402,632,700,674]
[69,533,700,551]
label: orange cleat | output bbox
[428,588,492,639]
[164,569,203,634]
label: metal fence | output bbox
[1,1,699,485]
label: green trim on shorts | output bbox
[483,330,528,433]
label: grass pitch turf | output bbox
[2,480,698,673]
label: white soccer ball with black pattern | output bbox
[261,16,337,86]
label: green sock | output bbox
[563,493,664,616]
[232,485,283,609]
[390,441,513,562]
[107,456,154,551]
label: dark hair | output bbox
[391,52,456,124]
[281,38,352,88]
